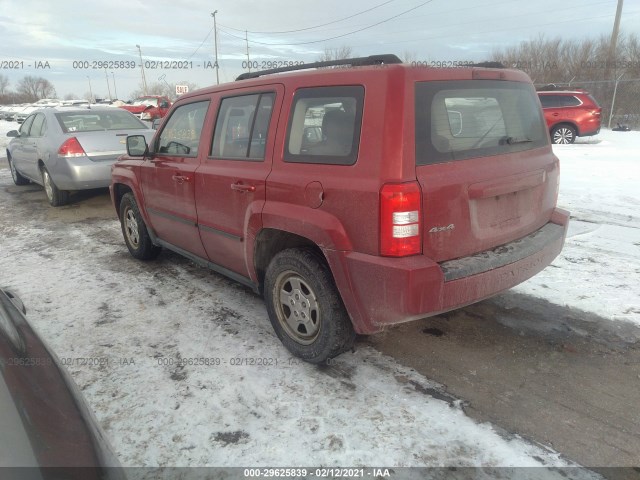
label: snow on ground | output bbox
[0,120,19,150]
[0,120,637,473]
[514,130,640,326]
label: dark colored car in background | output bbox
[537,90,602,144]
[0,287,125,479]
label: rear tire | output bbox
[119,192,161,260]
[42,166,69,206]
[264,248,355,364]
[551,124,577,144]
[8,156,29,186]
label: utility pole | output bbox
[111,72,118,100]
[608,73,625,129]
[136,44,148,95]
[86,76,93,103]
[211,11,220,85]
[608,0,624,64]
[606,0,623,129]
[245,30,251,72]
[104,69,112,100]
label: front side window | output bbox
[157,101,209,157]
[19,115,36,136]
[210,93,275,161]
[285,86,364,165]
[416,80,547,165]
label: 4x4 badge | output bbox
[429,224,455,233]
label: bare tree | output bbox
[492,32,640,127]
[317,46,354,62]
[17,76,56,102]
[0,74,9,96]
[402,51,418,64]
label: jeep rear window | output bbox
[416,80,547,165]
[285,86,364,166]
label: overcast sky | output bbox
[1,0,639,100]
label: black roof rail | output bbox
[235,54,403,81]
[471,61,506,68]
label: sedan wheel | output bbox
[41,167,69,206]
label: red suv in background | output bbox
[111,56,569,363]
[119,95,171,122]
[537,90,601,144]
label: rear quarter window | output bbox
[284,86,364,166]
[416,80,548,165]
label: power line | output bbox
[187,25,215,59]
[350,10,633,49]
[219,0,396,34]
[218,0,435,46]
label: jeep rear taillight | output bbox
[58,137,86,157]
[380,182,422,257]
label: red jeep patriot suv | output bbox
[111,55,569,363]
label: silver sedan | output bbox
[6,107,155,206]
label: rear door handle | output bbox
[172,174,191,184]
[231,182,256,193]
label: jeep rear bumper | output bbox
[333,208,570,334]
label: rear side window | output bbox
[538,95,582,108]
[416,80,547,165]
[157,101,209,157]
[30,113,46,137]
[285,86,364,165]
[210,92,275,161]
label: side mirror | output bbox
[126,135,149,157]
[6,130,19,138]
[152,118,162,130]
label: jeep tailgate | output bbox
[414,78,558,262]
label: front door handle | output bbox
[231,182,256,193]
[172,174,191,184]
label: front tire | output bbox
[119,192,161,260]
[8,156,29,186]
[551,124,577,144]
[264,248,355,364]
[42,166,69,206]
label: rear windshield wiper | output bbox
[501,136,532,145]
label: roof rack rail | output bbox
[235,54,403,81]
[471,61,506,68]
